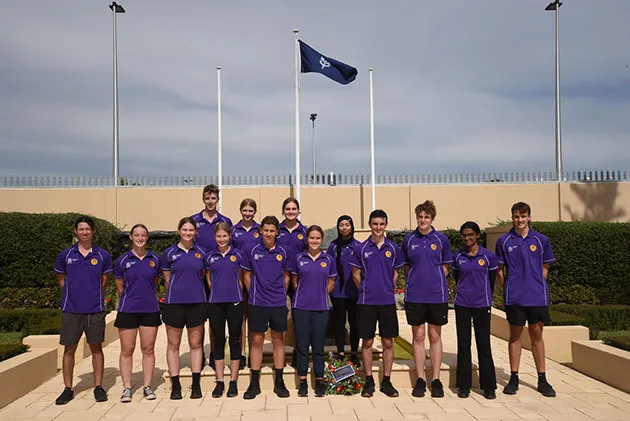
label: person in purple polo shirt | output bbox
[452,221,498,400]
[160,217,208,400]
[292,225,337,398]
[54,216,113,405]
[402,200,453,398]
[191,184,233,370]
[350,209,404,398]
[113,224,161,403]
[326,215,362,367]
[496,202,556,398]
[241,215,293,400]
[277,197,307,368]
[232,198,260,369]
[205,222,244,399]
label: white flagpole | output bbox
[294,29,301,203]
[369,68,376,211]
[217,65,223,212]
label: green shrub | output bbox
[0,288,61,309]
[548,305,630,339]
[598,331,630,352]
[549,284,600,305]
[532,222,630,305]
[0,343,29,362]
[0,309,62,335]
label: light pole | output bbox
[546,0,563,180]
[310,113,317,182]
[109,2,125,186]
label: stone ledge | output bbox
[490,308,589,364]
[0,348,57,408]
[572,339,630,393]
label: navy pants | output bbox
[293,309,329,378]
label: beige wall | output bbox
[1,182,629,231]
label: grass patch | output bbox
[0,332,23,345]
[394,337,413,360]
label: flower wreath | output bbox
[324,354,365,395]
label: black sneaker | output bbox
[227,380,238,398]
[483,389,496,400]
[274,379,290,398]
[537,380,556,398]
[55,387,74,405]
[209,352,216,370]
[349,353,361,368]
[314,379,326,397]
[503,379,519,395]
[170,386,182,400]
[297,380,308,397]
[94,385,108,402]
[412,378,426,398]
[361,377,375,397]
[457,388,470,398]
[430,379,444,398]
[212,381,225,398]
[190,384,203,399]
[380,379,399,397]
[243,382,261,400]
[239,355,246,370]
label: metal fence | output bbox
[0,169,628,188]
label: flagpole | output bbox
[216,65,223,212]
[369,68,376,211]
[294,29,301,203]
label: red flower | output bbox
[105,297,112,303]
[159,297,165,303]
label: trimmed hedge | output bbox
[0,309,62,335]
[0,344,29,362]
[548,305,630,339]
[0,287,61,309]
[599,331,630,352]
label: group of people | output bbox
[53,184,557,406]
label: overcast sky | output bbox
[0,0,628,178]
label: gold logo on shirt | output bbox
[431,244,437,251]
[230,255,237,262]
[195,253,201,258]
[530,244,537,252]
[149,260,156,268]
[321,262,327,268]
[254,233,259,238]
[478,259,485,266]
[90,258,98,265]
[276,254,283,261]
[385,251,392,258]
[298,234,304,240]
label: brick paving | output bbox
[2,310,629,421]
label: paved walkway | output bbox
[2,311,630,421]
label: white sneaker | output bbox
[143,386,157,400]
[120,387,133,403]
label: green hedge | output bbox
[547,305,630,339]
[0,344,29,362]
[0,309,62,335]
[0,287,61,309]
[598,331,630,352]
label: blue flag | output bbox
[299,40,358,85]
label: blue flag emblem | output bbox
[299,40,358,85]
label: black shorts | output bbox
[248,305,288,333]
[505,305,551,327]
[162,303,207,329]
[405,302,449,326]
[114,311,162,329]
[60,311,106,346]
[357,304,399,339]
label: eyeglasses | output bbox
[461,233,476,239]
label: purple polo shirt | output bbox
[496,228,555,307]
[326,239,362,298]
[452,246,498,308]
[54,244,113,313]
[277,221,307,258]
[402,228,454,304]
[114,250,161,313]
[292,251,337,311]
[205,247,244,304]
[232,221,261,251]
[349,237,404,305]
[240,241,292,307]
[191,210,233,252]
[160,243,208,304]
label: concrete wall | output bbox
[0,348,57,408]
[1,182,629,231]
[572,340,630,393]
